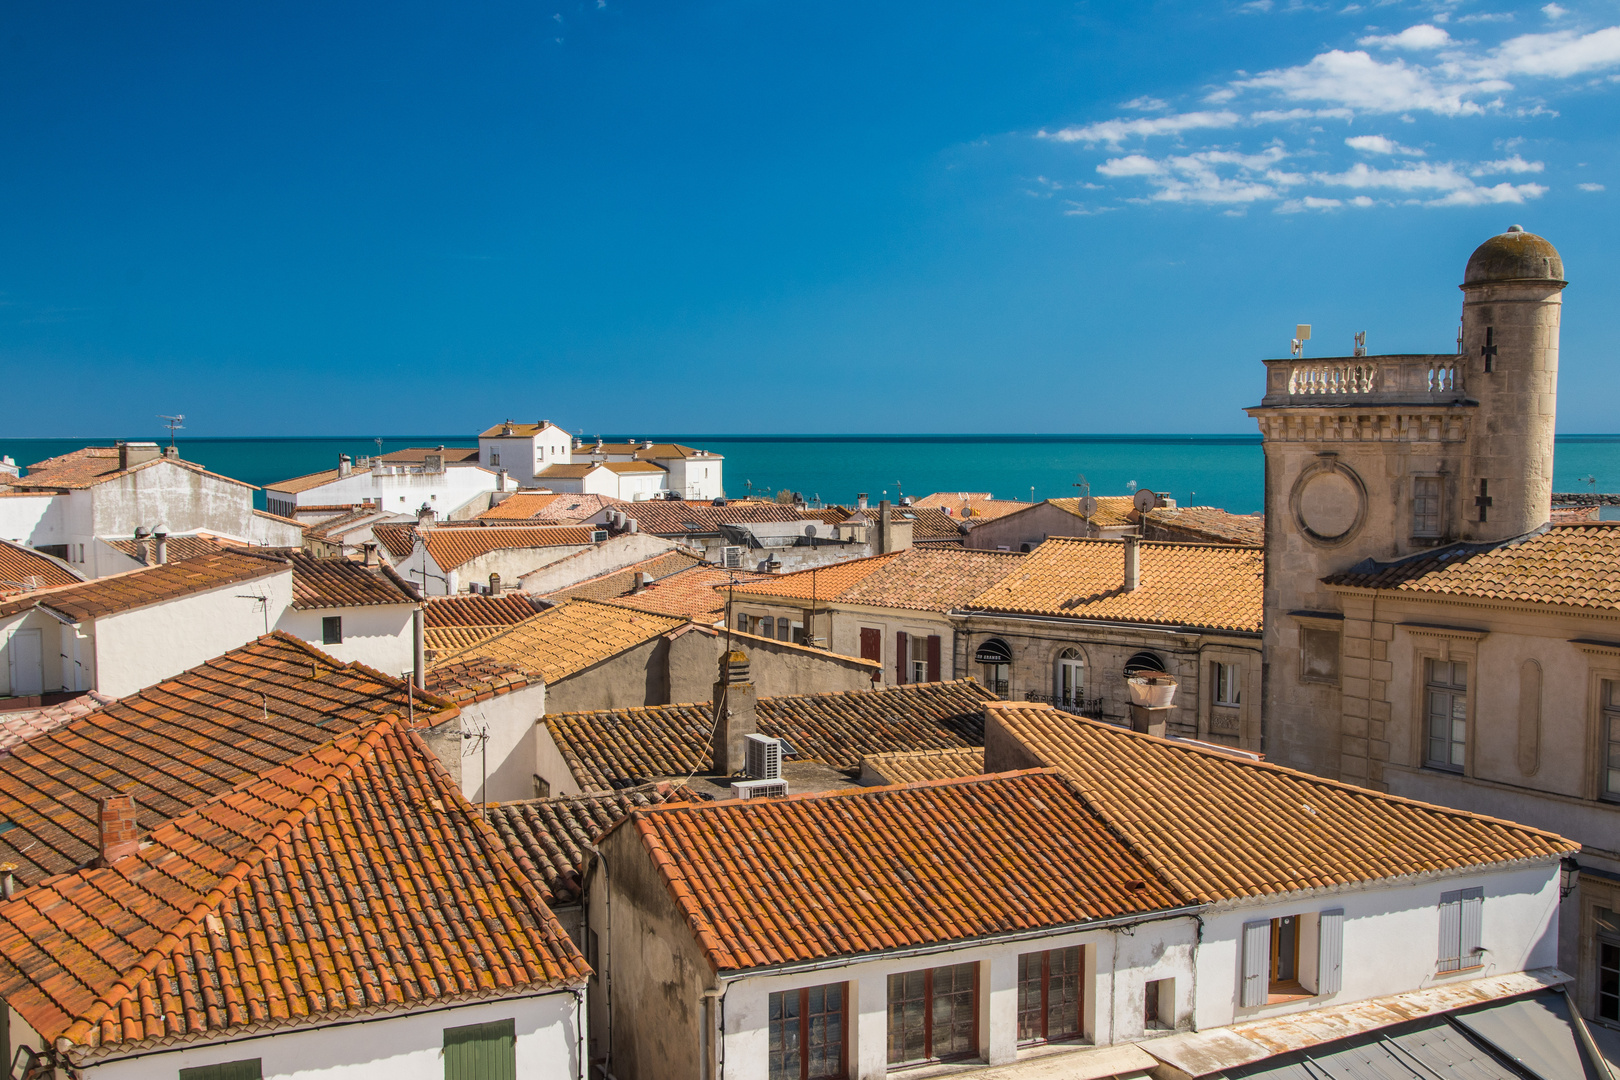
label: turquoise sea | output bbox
[5,434,1620,516]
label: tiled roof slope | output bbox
[991,702,1575,902]
[1323,523,1620,610]
[424,626,508,660]
[372,522,421,560]
[617,501,805,536]
[424,525,596,570]
[487,786,674,903]
[1142,506,1266,546]
[606,566,773,619]
[835,548,1024,611]
[478,492,624,522]
[429,600,686,687]
[539,550,705,604]
[0,693,114,755]
[548,679,999,792]
[967,537,1264,633]
[423,592,541,627]
[10,448,253,492]
[0,715,587,1053]
[862,747,986,785]
[8,550,288,622]
[0,633,455,886]
[618,770,1189,972]
[902,506,968,542]
[913,492,1033,521]
[727,552,902,600]
[1047,496,1137,528]
[603,461,665,475]
[284,551,420,609]
[102,534,236,565]
[0,540,82,594]
[379,445,480,464]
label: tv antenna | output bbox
[374,437,384,457]
[1073,473,1095,518]
[1291,324,1311,358]
[1353,331,1366,358]
[159,414,184,450]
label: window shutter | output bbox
[927,635,942,682]
[1240,920,1270,1007]
[1317,909,1344,994]
[896,632,908,684]
[1460,887,1484,967]
[180,1061,262,1080]
[1438,890,1462,972]
[444,1019,516,1080]
[860,627,881,660]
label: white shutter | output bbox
[1317,909,1344,995]
[1438,890,1462,972]
[1240,920,1271,1007]
[1460,888,1484,968]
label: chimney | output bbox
[417,504,437,527]
[856,492,869,510]
[632,571,654,593]
[118,441,161,471]
[338,453,353,478]
[98,795,141,865]
[497,469,509,492]
[162,445,179,460]
[1124,535,1141,592]
[133,526,150,565]
[362,542,378,567]
[153,529,168,566]
[877,499,891,553]
[488,572,502,594]
[710,650,758,775]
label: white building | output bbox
[581,440,725,500]
[0,443,303,578]
[271,550,421,676]
[479,420,576,488]
[264,447,503,519]
[535,461,668,500]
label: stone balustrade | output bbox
[1258,354,1470,408]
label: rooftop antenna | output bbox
[1126,480,1138,494]
[1457,322,1465,356]
[1353,331,1366,358]
[159,414,184,450]
[1073,473,1095,519]
[374,436,384,457]
[1291,324,1311,359]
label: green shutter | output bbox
[179,1059,262,1080]
[444,1019,516,1080]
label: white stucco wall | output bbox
[83,990,583,1080]
[658,457,723,500]
[85,463,263,577]
[456,683,548,803]
[90,570,294,698]
[274,604,417,678]
[516,534,681,595]
[0,494,62,547]
[271,465,499,515]
[1194,860,1562,1030]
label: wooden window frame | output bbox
[1601,680,1620,802]
[321,616,343,646]
[1269,916,1304,997]
[769,983,848,1080]
[1016,946,1084,1047]
[887,963,980,1067]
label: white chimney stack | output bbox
[1124,535,1141,592]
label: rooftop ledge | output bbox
[1251,354,1474,409]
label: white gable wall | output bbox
[274,603,417,677]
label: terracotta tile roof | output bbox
[616,770,1189,972]
[424,525,597,571]
[900,505,969,542]
[861,747,986,785]
[535,463,599,479]
[487,786,675,904]
[378,445,480,464]
[422,592,541,627]
[14,550,289,623]
[0,540,82,594]
[0,632,455,887]
[424,655,537,705]
[633,443,713,460]
[478,492,625,522]
[990,702,1576,902]
[1323,523,1620,609]
[428,599,686,688]
[101,533,237,564]
[9,447,255,492]
[285,551,419,609]
[727,551,903,600]
[1142,506,1265,546]
[253,508,305,530]
[967,537,1264,633]
[616,501,806,536]
[602,461,666,475]
[423,625,509,659]
[834,548,1024,611]
[1047,495,1138,528]
[480,422,563,437]
[547,679,999,792]
[372,521,420,560]
[0,693,114,755]
[0,714,587,1052]
[913,492,1033,521]
[539,550,707,604]
[605,566,773,619]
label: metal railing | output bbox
[1022,691,1107,718]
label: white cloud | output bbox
[1542,3,1566,18]
[1041,110,1241,144]
[1313,161,1546,204]
[1492,27,1620,77]
[1097,155,1165,176]
[1578,182,1606,191]
[1239,50,1493,115]
[1096,147,1297,204]
[1357,24,1452,50]
[1471,155,1544,174]
[1345,134,1424,154]
[1350,195,1376,206]
[1428,182,1547,204]
[1277,196,1346,212]
[1250,107,1355,121]
[1120,96,1169,111]
[1456,12,1515,23]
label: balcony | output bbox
[1022,691,1107,719]
[1254,354,1471,409]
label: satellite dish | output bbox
[804,525,817,537]
[1080,496,1097,517]
[1133,488,1160,514]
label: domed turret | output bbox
[1464,224,1564,286]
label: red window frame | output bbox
[887,963,980,1066]
[768,983,847,1080]
[1016,946,1084,1046]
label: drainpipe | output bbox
[412,608,425,690]
[700,986,724,1080]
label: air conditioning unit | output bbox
[744,733,782,780]
[733,778,789,799]
[723,545,744,569]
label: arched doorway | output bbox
[974,638,1012,695]
[1056,649,1085,709]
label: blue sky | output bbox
[3,0,1618,436]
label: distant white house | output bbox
[535,461,668,501]
[263,446,503,519]
[0,443,303,578]
[479,420,576,488]
[582,440,724,500]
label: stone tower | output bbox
[1246,226,1564,779]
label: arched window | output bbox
[1056,649,1085,709]
[975,638,1013,695]
[1124,651,1166,676]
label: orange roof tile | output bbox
[535,463,600,479]
[606,566,774,619]
[9,550,288,623]
[0,540,82,595]
[990,702,1575,902]
[263,466,346,493]
[478,492,625,522]
[487,786,675,904]
[424,525,597,571]
[966,537,1263,633]
[1047,495,1138,527]
[616,770,1189,972]
[602,461,666,474]
[423,592,541,627]
[372,521,420,560]
[833,547,1024,611]
[912,492,1033,520]
[10,447,255,492]
[283,550,419,609]
[101,533,237,564]
[0,692,114,755]
[1142,505,1265,546]
[0,633,455,887]
[539,550,707,604]
[378,445,480,464]
[0,714,587,1052]
[547,679,998,792]
[423,624,510,659]
[616,501,806,536]
[861,746,986,785]
[727,551,903,600]
[427,599,686,689]
[1324,523,1620,609]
